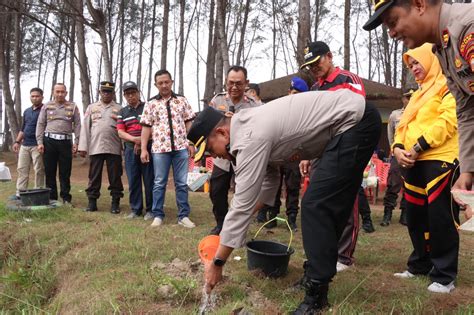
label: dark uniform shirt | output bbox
[21,104,43,146]
[434,3,474,173]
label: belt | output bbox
[45,132,72,140]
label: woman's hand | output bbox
[393,147,416,169]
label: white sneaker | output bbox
[427,281,455,293]
[178,217,196,228]
[394,270,415,279]
[336,262,351,272]
[151,217,163,227]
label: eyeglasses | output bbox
[227,81,245,89]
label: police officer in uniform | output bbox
[188,89,381,313]
[207,65,260,235]
[36,83,81,203]
[363,0,474,218]
[78,81,124,213]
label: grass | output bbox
[1,170,474,313]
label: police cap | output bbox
[300,41,330,69]
[363,0,395,31]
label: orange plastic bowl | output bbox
[198,235,220,264]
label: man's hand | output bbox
[393,147,416,169]
[78,151,87,158]
[134,143,141,155]
[299,160,310,177]
[204,263,223,294]
[133,137,141,145]
[465,205,473,220]
[12,142,20,153]
[141,149,150,163]
[188,145,195,158]
[72,143,78,154]
[37,144,44,154]
[452,172,473,207]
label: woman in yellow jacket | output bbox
[392,43,459,294]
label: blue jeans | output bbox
[151,149,191,219]
[124,145,154,215]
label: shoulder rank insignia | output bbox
[455,57,462,69]
[442,29,450,48]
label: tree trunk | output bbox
[0,5,19,143]
[13,0,22,123]
[86,0,113,81]
[215,46,224,93]
[314,0,320,41]
[137,0,146,88]
[235,0,250,66]
[203,0,216,105]
[297,0,311,66]
[75,0,92,110]
[381,25,392,86]
[272,0,277,79]
[119,0,125,103]
[178,0,185,95]
[195,0,202,110]
[343,0,351,70]
[216,0,230,74]
[147,0,157,99]
[161,0,169,70]
[51,15,65,92]
[69,14,76,102]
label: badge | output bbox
[442,29,450,48]
[468,81,474,93]
[455,57,462,69]
[459,33,473,57]
[217,105,226,111]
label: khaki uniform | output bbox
[78,101,122,155]
[35,101,81,202]
[36,101,81,145]
[434,3,474,173]
[387,108,404,147]
[208,93,260,171]
[218,89,381,284]
[79,101,124,200]
[208,92,260,231]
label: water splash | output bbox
[199,285,217,315]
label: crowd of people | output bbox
[10,0,473,313]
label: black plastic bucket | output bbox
[19,188,51,206]
[246,239,294,278]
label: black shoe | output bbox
[209,225,222,235]
[380,208,392,227]
[361,215,375,233]
[85,199,98,212]
[292,281,329,314]
[111,198,120,214]
[256,208,267,223]
[264,209,278,229]
[399,209,407,226]
[288,214,298,232]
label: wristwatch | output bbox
[213,257,226,267]
[413,142,423,153]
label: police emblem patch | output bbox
[455,57,462,69]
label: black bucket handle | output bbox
[252,216,294,252]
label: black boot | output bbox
[110,198,120,214]
[256,208,267,223]
[85,198,98,212]
[288,213,298,231]
[209,224,222,235]
[399,209,407,226]
[361,214,375,233]
[265,209,278,229]
[380,208,392,226]
[292,280,329,314]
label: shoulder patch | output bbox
[459,32,473,58]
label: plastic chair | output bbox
[205,157,214,172]
[188,157,195,172]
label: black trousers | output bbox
[85,154,124,200]
[383,156,407,211]
[301,103,381,282]
[209,164,233,227]
[358,187,371,217]
[404,160,459,284]
[261,162,301,217]
[43,137,72,202]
